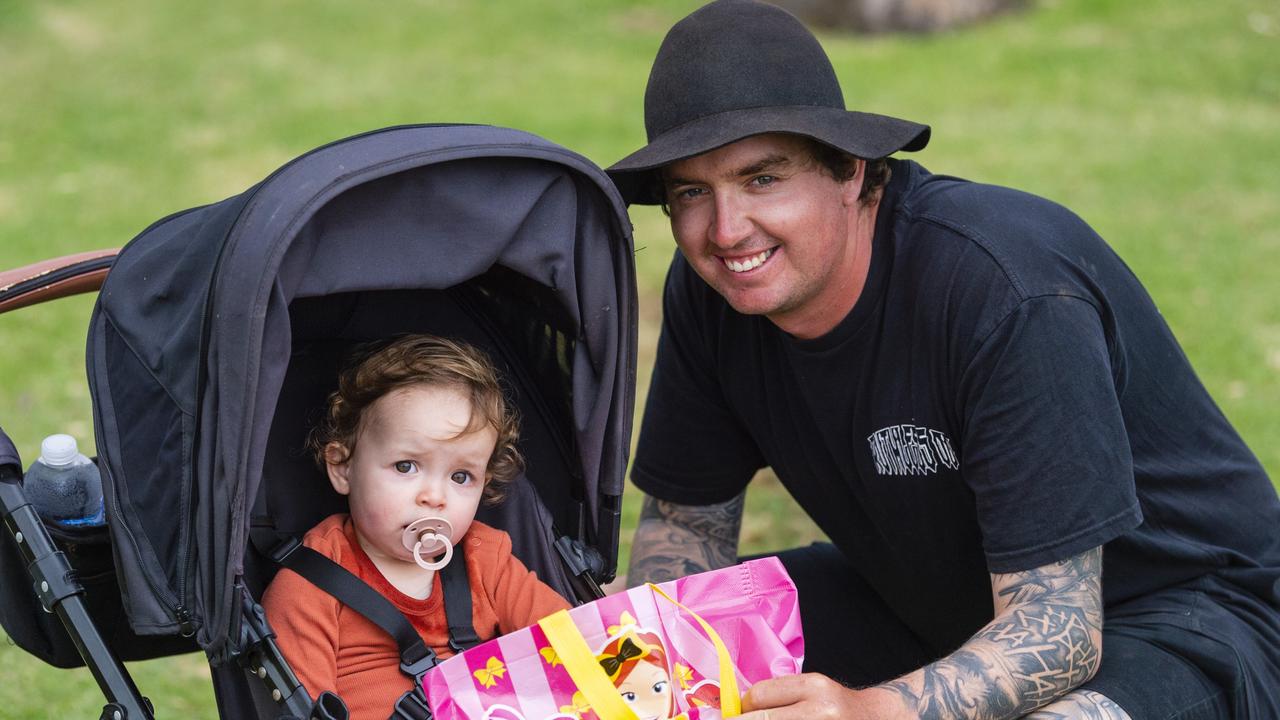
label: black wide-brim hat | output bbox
[607,0,930,205]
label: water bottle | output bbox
[23,433,106,528]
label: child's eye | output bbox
[394,461,416,474]
[450,470,473,485]
[652,681,668,694]
[620,692,637,703]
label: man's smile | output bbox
[718,247,776,274]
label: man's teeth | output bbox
[724,249,773,273]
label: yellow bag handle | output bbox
[537,587,742,720]
[539,610,639,720]
[648,584,741,717]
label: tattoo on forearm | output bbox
[882,547,1105,719]
[626,493,744,586]
[1023,689,1132,719]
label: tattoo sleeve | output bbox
[878,546,1105,719]
[625,492,745,586]
[1023,690,1131,719]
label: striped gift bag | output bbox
[423,557,803,720]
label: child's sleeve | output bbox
[262,566,341,699]
[487,532,572,632]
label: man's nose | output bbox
[710,192,752,249]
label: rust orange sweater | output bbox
[263,514,569,720]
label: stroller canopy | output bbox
[87,125,635,660]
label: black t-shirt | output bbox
[633,159,1280,653]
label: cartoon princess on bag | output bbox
[574,612,720,720]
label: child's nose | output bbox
[417,479,446,508]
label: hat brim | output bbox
[606,105,929,205]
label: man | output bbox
[606,1,1280,718]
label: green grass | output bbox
[1,0,1277,716]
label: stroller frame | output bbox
[0,464,155,720]
[1,435,312,719]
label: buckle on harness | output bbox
[447,629,480,653]
[399,647,439,683]
[390,689,432,720]
[391,651,437,720]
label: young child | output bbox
[263,334,570,719]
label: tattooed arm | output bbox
[874,546,1105,718]
[625,492,745,586]
[740,546,1110,719]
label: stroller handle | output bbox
[0,248,117,315]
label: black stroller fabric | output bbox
[83,124,636,676]
[0,429,17,468]
[0,463,198,667]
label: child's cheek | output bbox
[359,495,404,528]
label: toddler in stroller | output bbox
[265,334,570,718]
[0,124,636,720]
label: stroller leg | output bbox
[230,583,332,719]
[0,465,155,720]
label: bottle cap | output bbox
[39,434,80,467]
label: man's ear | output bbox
[324,443,352,495]
[840,159,866,207]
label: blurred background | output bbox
[1,0,1276,716]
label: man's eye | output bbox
[394,461,416,474]
[450,471,473,485]
[750,175,776,187]
[652,681,668,694]
[621,692,637,703]
[672,186,704,201]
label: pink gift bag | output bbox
[424,557,804,720]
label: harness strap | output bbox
[275,539,480,720]
[440,544,479,652]
[281,546,435,669]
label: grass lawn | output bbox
[1,0,1276,717]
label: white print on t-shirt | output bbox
[867,424,959,476]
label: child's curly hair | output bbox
[308,334,522,505]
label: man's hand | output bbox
[738,673,904,720]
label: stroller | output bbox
[0,124,636,719]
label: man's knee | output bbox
[1024,689,1132,719]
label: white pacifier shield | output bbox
[402,517,454,571]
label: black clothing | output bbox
[633,160,1280,713]
[770,543,1249,720]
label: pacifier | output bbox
[401,517,455,571]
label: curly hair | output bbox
[308,334,522,505]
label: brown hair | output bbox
[309,334,522,504]
[804,139,890,204]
